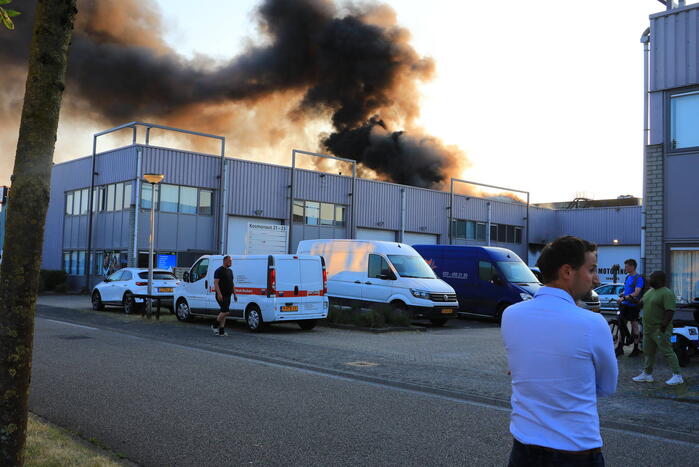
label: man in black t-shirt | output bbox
[212,255,237,336]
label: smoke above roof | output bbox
[0,0,468,189]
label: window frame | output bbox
[666,87,699,154]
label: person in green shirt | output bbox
[632,271,684,386]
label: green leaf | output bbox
[0,10,14,31]
[6,9,19,17]
[0,0,11,6]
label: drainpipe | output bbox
[84,134,97,292]
[640,27,650,274]
[132,147,142,267]
[220,159,229,254]
[486,202,492,246]
[400,188,406,243]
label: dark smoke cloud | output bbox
[0,0,468,189]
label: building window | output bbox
[305,201,320,225]
[159,184,179,213]
[179,186,197,214]
[123,183,132,209]
[63,252,71,273]
[670,91,699,150]
[334,205,346,227]
[115,183,124,212]
[320,203,334,226]
[65,192,73,215]
[293,200,346,226]
[141,183,159,209]
[198,189,213,215]
[106,184,115,212]
[671,250,699,302]
[455,219,520,243]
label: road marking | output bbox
[345,361,378,367]
[43,319,98,331]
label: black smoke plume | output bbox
[0,0,467,188]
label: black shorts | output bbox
[619,303,640,322]
[216,294,231,314]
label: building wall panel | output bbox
[142,146,220,189]
[651,6,699,91]
[94,146,137,185]
[556,206,641,245]
[404,187,449,235]
[528,207,558,244]
[355,179,402,230]
[229,159,289,219]
[666,153,699,239]
[295,170,352,205]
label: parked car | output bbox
[297,239,458,326]
[174,254,328,332]
[594,283,625,313]
[412,245,539,322]
[91,268,179,314]
[577,289,601,313]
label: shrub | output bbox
[327,301,411,328]
[39,269,68,292]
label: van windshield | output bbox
[497,261,538,283]
[387,255,436,279]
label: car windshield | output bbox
[387,255,435,279]
[138,272,177,280]
[497,261,538,283]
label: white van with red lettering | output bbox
[173,254,328,332]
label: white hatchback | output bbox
[594,283,625,313]
[91,268,180,314]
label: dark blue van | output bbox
[412,245,541,320]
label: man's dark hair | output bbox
[536,236,597,284]
[624,258,637,268]
[223,255,231,261]
[650,270,666,288]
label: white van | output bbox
[296,240,458,325]
[173,254,329,332]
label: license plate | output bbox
[158,287,173,293]
[441,308,453,314]
[281,305,298,312]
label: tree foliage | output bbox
[0,0,20,30]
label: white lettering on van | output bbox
[442,271,468,280]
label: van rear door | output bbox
[275,256,325,313]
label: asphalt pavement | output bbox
[29,298,699,466]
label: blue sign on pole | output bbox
[157,254,177,270]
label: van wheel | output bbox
[430,318,447,327]
[496,303,509,324]
[175,299,193,322]
[246,306,264,333]
[91,291,104,311]
[298,319,317,331]
[673,336,691,367]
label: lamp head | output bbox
[143,173,164,184]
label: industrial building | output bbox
[42,122,641,291]
[643,1,699,303]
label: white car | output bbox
[594,283,625,313]
[91,268,179,314]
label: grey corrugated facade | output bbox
[645,3,699,298]
[43,137,642,292]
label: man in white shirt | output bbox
[501,236,618,467]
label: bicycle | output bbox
[608,310,642,352]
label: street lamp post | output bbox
[143,173,164,318]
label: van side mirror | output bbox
[378,272,396,281]
[183,271,190,283]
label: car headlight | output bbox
[410,289,431,299]
[519,293,533,301]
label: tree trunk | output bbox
[0,1,76,465]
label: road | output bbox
[30,302,699,466]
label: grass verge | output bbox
[25,413,126,466]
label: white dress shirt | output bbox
[501,286,618,451]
